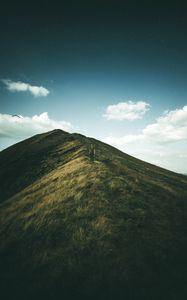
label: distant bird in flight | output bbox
[11,114,22,118]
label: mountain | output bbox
[0,129,187,300]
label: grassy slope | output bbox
[0,129,187,299]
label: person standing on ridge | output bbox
[89,144,96,161]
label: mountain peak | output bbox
[47,128,69,135]
[0,130,187,299]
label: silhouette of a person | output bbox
[89,144,95,160]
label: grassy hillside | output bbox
[0,129,187,300]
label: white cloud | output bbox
[143,105,187,143]
[103,101,150,121]
[103,105,187,173]
[104,105,187,146]
[2,79,50,97]
[0,112,73,139]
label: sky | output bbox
[0,0,187,173]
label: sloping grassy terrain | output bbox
[0,129,187,300]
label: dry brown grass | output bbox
[0,129,187,300]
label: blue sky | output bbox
[0,0,187,173]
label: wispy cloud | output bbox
[2,79,50,97]
[103,105,187,173]
[143,105,187,143]
[103,101,150,121]
[104,105,187,145]
[0,112,73,139]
